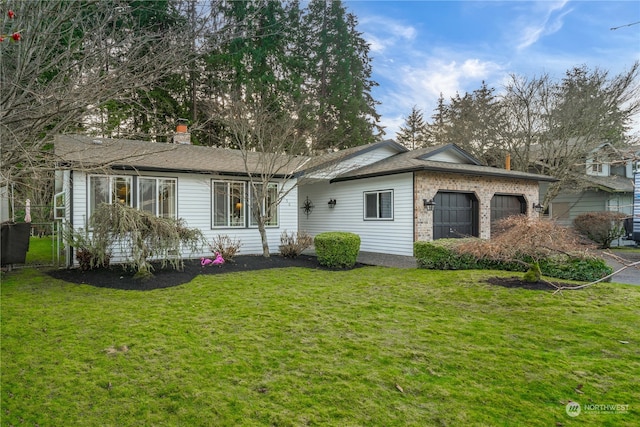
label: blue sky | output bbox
[343,0,640,139]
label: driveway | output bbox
[603,251,640,286]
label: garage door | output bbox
[433,192,478,239]
[491,194,526,224]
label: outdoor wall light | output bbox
[532,202,543,213]
[423,199,436,211]
[328,198,337,208]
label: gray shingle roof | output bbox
[332,144,557,182]
[300,139,407,174]
[54,135,309,177]
[582,174,634,193]
[55,135,557,183]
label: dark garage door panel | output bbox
[433,192,478,239]
[491,195,525,223]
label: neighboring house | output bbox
[539,143,639,234]
[298,141,556,256]
[54,133,304,267]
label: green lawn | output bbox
[2,266,638,426]
[24,235,64,266]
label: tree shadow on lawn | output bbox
[486,276,576,291]
[47,255,365,291]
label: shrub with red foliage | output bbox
[456,216,595,282]
[573,211,627,249]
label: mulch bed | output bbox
[47,255,578,292]
[47,255,363,291]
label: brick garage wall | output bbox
[414,171,540,242]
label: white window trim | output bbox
[363,189,394,221]
[137,177,178,219]
[54,191,65,220]
[88,175,133,219]
[250,182,280,228]
[212,179,281,229]
[212,180,247,228]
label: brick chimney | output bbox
[173,120,191,144]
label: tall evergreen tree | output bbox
[425,82,506,164]
[396,106,428,149]
[301,0,381,151]
[425,93,448,146]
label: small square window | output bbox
[364,190,393,220]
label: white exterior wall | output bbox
[299,173,414,256]
[69,170,298,266]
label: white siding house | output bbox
[55,134,556,267]
[300,173,414,256]
[298,140,554,256]
[55,134,303,267]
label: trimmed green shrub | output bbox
[414,241,479,270]
[523,262,542,282]
[314,232,360,268]
[539,256,612,282]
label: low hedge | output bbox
[414,240,612,282]
[414,240,479,270]
[314,232,361,268]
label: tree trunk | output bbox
[258,222,270,258]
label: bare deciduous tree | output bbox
[216,97,311,257]
[501,64,640,206]
[1,1,192,185]
[1,0,262,221]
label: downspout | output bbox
[68,170,74,268]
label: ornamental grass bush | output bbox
[314,232,360,268]
[88,203,204,279]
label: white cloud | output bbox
[357,15,417,53]
[376,57,503,138]
[515,0,572,50]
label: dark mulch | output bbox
[486,276,574,291]
[47,255,363,291]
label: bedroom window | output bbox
[212,181,246,227]
[139,177,177,219]
[250,183,279,227]
[364,190,393,220]
[88,175,132,218]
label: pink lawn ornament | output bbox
[212,252,225,266]
[200,257,213,267]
